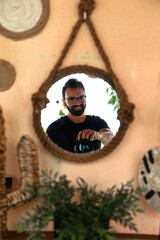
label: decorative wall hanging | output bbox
[0,106,39,239]
[0,59,16,92]
[139,146,160,211]
[7,135,39,210]
[0,106,7,240]
[32,0,135,163]
[0,0,50,40]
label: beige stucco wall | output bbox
[0,0,160,235]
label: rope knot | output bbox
[32,92,49,111]
[118,103,135,125]
[78,0,95,19]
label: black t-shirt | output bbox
[46,115,109,153]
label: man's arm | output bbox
[99,128,114,145]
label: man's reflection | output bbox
[46,79,114,153]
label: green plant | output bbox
[59,105,67,117]
[106,87,120,111]
[14,170,145,240]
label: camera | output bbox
[74,139,101,153]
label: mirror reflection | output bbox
[41,73,120,154]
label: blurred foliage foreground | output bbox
[14,170,145,240]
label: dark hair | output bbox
[62,78,85,99]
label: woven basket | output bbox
[139,146,160,211]
[0,0,50,40]
[0,59,16,91]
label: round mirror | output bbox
[32,65,134,162]
[41,73,120,145]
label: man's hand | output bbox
[77,129,102,141]
[77,128,114,145]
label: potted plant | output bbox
[14,170,144,240]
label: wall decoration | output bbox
[0,59,16,91]
[0,106,7,240]
[7,135,39,210]
[32,0,135,163]
[139,146,160,211]
[0,0,50,40]
[0,106,39,239]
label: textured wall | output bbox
[0,0,160,234]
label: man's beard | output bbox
[66,104,86,116]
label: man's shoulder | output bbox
[86,115,103,122]
[47,116,67,131]
[86,115,109,129]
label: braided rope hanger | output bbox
[32,0,135,162]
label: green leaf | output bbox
[28,232,37,239]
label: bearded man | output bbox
[46,78,113,153]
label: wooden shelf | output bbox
[6,231,159,240]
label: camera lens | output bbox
[74,139,93,153]
[78,139,93,153]
[74,139,101,153]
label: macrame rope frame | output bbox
[32,0,135,162]
[0,0,50,40]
